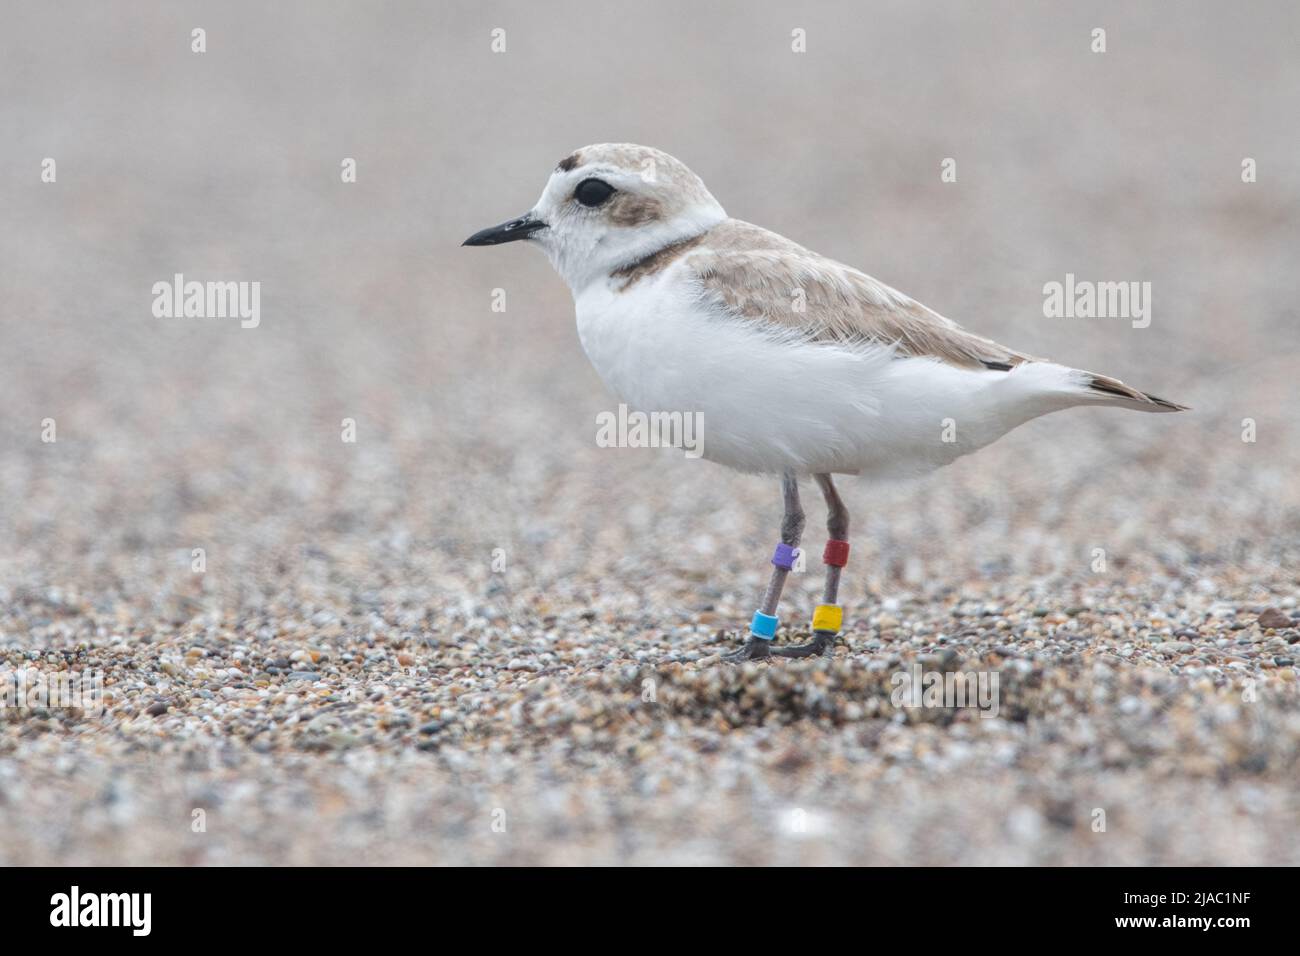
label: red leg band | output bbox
[823,539,850,567]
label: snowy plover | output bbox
[465,144,1186,662]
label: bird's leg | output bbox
[773,473,849,659]
[723,471,804,662]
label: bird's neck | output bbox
[550,208,727,296]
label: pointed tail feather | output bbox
[1082,371,1188,412]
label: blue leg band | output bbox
[750,610,779,639]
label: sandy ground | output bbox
[2,1,1299,864]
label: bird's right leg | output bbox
[723,472,804,662]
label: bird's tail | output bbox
[1074,369,1189,412]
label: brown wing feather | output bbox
[682,219,1041,370]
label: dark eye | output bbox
[574,178,615,207]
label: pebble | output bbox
[1257,608,1291,630]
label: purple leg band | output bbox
[771,542,797,571]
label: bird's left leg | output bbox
[723,471,804,662]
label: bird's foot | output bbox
[722,638,773,663]
[771,630,839,659]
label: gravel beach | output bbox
[3,1,1299,865]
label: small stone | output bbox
[146,701,169,716]
[1257,608,1290,630]
[286,671,319,682]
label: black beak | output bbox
[462,213,548,246]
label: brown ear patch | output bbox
[607,193,664,227]
[556,152,583,172]
[611,232,709,290]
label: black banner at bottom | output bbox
[0,866,1279,941]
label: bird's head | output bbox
[463,143,726,291]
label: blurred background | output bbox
[1,0,1298,864]
[4,0,1298,592]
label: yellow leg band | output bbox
[812,604,843,633]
